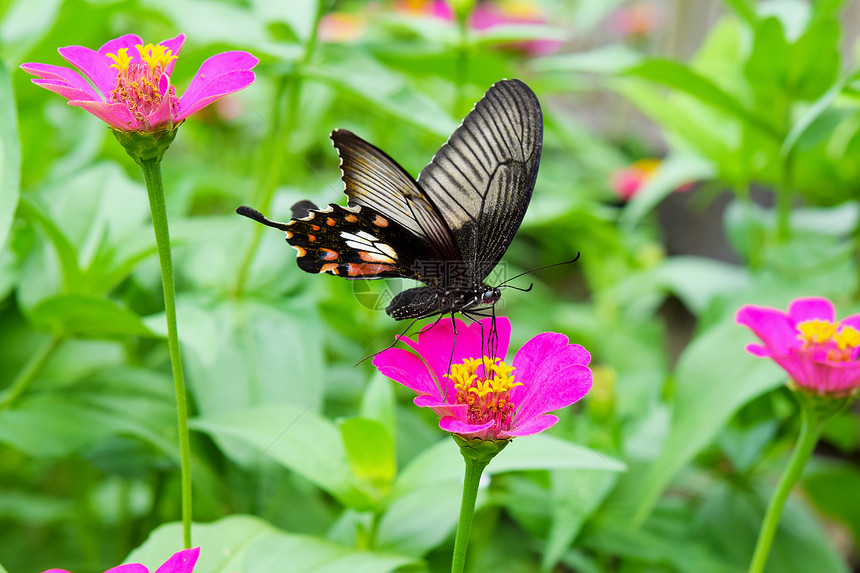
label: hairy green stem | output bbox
[139,158,193,549]
[451,455,489,573]
[747,395,825,573]
[0,335,63,408]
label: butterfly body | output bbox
[238,79,542,321]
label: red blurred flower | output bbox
[610,158,693,201]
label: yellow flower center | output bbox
[797,319,860,361]
[446,356,522,428]
[105,43,179,130]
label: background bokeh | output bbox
[2,0,860,571]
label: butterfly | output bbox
[237,78,542,321]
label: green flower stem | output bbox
[451,454,489,573]
[451,436,508,573]
[138,157,193,549]
[747,394,825,573]
[774,185,793,243]
[0,335,63,408]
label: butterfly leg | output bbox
[355,315,425,366]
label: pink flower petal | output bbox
[177,71,256,120]
[155,548,200,573]
[511,362,592,424]
[745,343,770,357]
[31,79,99,103]
[414,395,468,418]
[509,333,592,419]
[403,317,512,396]
[105,565,148,573]
[788,297,834,323]
[839,313,860,331]
[58,34,142,98]
[177,51,258,118]
[736,305,798,352]
[69,100,140,131]
[439,416,494,437]
[42,570,73,573]
[143,74,176,130]
[158,33,186,76]
[374,348,442,397]
[20,62,101,100]
[502,414,558,437]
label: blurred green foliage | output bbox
[1,0,859,571]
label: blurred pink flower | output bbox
[396,0,561,55]
[319,12,368,43]
[21,34,257,132]
[610,158,693,201]
[396,0,454,19]
[737,297,860,397]
[609,2,660,38]
[44,547,199,573]
[374,317,592,439]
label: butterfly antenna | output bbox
[505,283,533,293]
[236,206,292,232]
[497,253,581,287]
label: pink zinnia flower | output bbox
[737,297,860,397]
[44,547,199,573]
[21,34,257,132]
[374,317,592,439]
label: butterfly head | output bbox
[481,287,501,306]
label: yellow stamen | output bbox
[106,48,133,73]
[797,319,837,344]
[136,43,177,72]
[835,326,860,350]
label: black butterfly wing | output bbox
[281,203,440,280]
[416,79,543,281]
[330,129,461,267]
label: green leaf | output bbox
[172,297,325,422]
[697,482,849,572]
[339,417,396,498]
[782,76,848,158]
[533,44,642,75]
[652,256,750,315]
[787,18,840,100]
[16,194,82,292]
[306,46,458,137]
[191,404,376,510]
[28,293,154,337]
[541,470,619,571]
[606,318,784,525]
[395,434,624,492]
[722,0,758,25]
[0,397,143,457]
[804,461,860,547]
[125,514,280,571]
[250,0,320,42]
[0,0,63,63]
[626,58,778,138]
[374,435,625,556]
[0,60,20,252]
[246,531,417,573]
